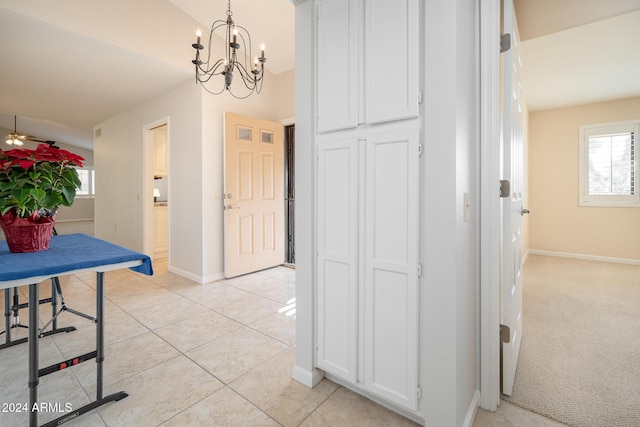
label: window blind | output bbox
[588,131,635,196]
[75,168,95,196]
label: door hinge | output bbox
[417,91,423,105]
[499,180,510,198]
[500,324,511,343]
[417,263,423,277]
[417,386,422,401]
[500,33,511,53]
[417,143,423,158]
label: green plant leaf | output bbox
[11,188,31,205]
[43,191,63,209]
[30,188,46,202]
[61,185,76,206]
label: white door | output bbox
[224,112,285,278]
[501,0,527,396]
[364,129,419,410]
[316,136,359,382]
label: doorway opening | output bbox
[285,124,295,265]
[142,118,169,261]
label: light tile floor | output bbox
[0,255,562,426]
[0,261,416,426]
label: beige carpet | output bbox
[502,255,640,427]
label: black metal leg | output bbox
[29,283,39,427]
[51,278,58,331]
[96,272,104,400]
[36,272,128,427]
[3,288,10,343]
[13,287,20,326]
[13,271,129,427]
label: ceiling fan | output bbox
[5,115,56,147]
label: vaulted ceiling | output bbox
[1,0,638,149]
[0,0,294,149]
[514,0,640,111]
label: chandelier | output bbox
[5,115,26,146]
[191,0,266,98]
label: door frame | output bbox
[142,117,170,259]
[479,0,502,411]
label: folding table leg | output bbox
[51,278,58,331]
[38,272,128,427]
[28,283,39,427]
[96,272,104,400]
[3,288,10,344]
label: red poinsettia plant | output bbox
[0,144,84,220]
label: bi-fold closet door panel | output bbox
[316,137,359,382]
[315,0,421,413]
[363,130,420,411]
[316,0,419,132]
[315,129,420,411]
[316,0,359,133]
[365,0,420,124]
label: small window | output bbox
[238,127,252,141]
[579,120,639,207]
[75,167,95,197]
[261,130,274,144]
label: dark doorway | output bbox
[285,124,295,265]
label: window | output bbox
[261,130,274,144]
[237,126,252,141]
[579,120,639,207]
[75,167,95,197]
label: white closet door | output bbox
[365,0,419,124]
[364,129,419,410]
[316,138,359,382]
[317,0,359,133]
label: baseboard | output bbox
[292,365,324,388]
[167,266,225,284]
[55,218,94,223]
[528,249,640,266]
[200,272,225,284]
[463,390,480,427]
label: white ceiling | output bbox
[0,0,638,149]
[0,0,294,149]
[166,0,295,75]
[515,0,640,111]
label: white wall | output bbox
[454,1,480,424]
[275,69,296,121]
[94,80,202,267]
[292,0,321,389]
[528,97,640,261]
[421,0,479,425]
[95,70,281,283]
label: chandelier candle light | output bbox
[192,0,266,98]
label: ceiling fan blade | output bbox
[25,135,56,145]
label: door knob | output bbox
[227,205,240,211]
[520,207,530,216]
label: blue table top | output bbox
[0,233,153,283]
